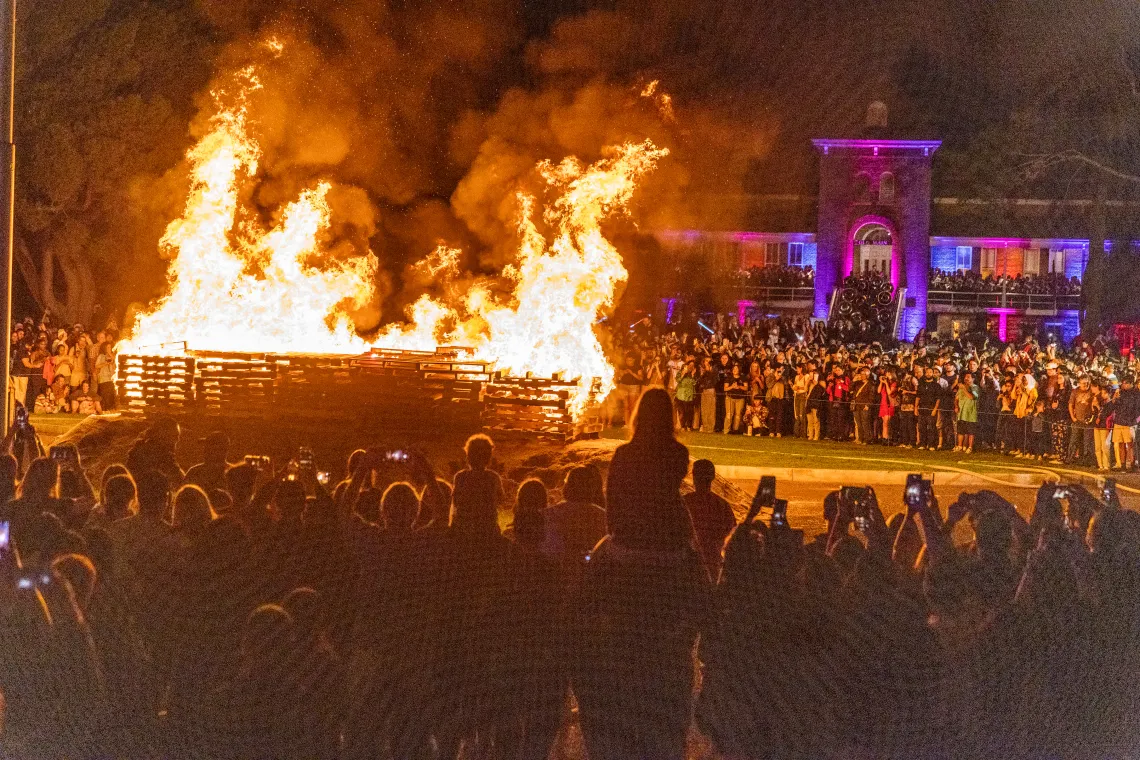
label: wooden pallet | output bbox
[117,355,196,413]
[117,349,600,438]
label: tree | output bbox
[15,0,212,323]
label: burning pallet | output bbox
[117,348,598,439]
[482,374,604,440]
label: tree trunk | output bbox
[14,232,96,325]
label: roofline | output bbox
[811,138,942,155]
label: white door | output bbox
[858,244,892,274]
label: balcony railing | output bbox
[736,286,815,302]
[927,290,1081,312]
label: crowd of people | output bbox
[737,264,814,288]
[613,314,1140,471]
[928,270,1082,296]
[1,392,1139,759]
[8,316,120,416]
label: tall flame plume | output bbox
[122,68,378,355]
[125,64,666,418]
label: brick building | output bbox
[656,102,1095,344]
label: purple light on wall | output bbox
[663,297,677,323]
[847,214,900,289]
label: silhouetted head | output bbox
[172,485,215,530]
[103,475,136,521]
[692,459,716,490]
[464,434,494,471]
[631,388,676,444]
[382,482,420,530]
[516,479,548,513]
[135,470,171,519]
[20,458,59,501]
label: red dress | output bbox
[878,380,898,419]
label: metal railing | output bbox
[736,286,815,302]
[927,290,1081,312]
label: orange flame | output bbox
[126,62,665,418]
[374,141,667,415]
[122,68,378,355]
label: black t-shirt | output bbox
[916,378,941,411]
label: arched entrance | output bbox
[846,216,899,288]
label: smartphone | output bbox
[841,486,872,518]
[904,474,924,507]
[298,447,314,469]
[771,498,788,528]
[316,471,330,486]
[244,455,271,469]
[746,475,777,523]
[49,446,75,464]
[385,450,409,463]
[0,520,9,559]
[1053,486,1070,500]
[1102,478,1117,504]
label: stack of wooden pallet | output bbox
[482,373,603,440]
[117,348,600,439]
[193,352,278,417]
[116,354,196,414]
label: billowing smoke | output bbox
[171,0,774,327]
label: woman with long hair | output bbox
[576,388,708,760]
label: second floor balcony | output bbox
[927,290,1081,314]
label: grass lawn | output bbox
[29,413,90,441]
[602,427,1125,483]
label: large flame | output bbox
[122,68,378,355]
[373,142,666,414]
[125,63,665,418]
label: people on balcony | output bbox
[737,265,814,289]
[930,270,1081,296]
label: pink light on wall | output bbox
[736,300,757,326]
[987,308,1016,342]
[846,214,900,289]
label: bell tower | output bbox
[811,103,940,341]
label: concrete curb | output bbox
[714,464,1047,488]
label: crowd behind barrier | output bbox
[737,265,815,288]
[612,314,1139,471]
[0,394,1138,759]
[7,316,121,417]
[929,270,1082,296]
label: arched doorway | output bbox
[847,218,899,287]
[853,223,892,274]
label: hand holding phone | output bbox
[747,475,777,523]
[771,498,789,529]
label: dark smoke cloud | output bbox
[175,0,776,323]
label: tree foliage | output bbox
[15,0,212,323]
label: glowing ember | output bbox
[122,68,378,355]
[125,60,666,418]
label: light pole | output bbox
[0,0,14,436]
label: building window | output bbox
[764,242,782,266]
[1023,248,1041,275]
[955,246,972,271]
[981,247,997,273]
[788,242,804,266]
[853,173,872,202]
[879,172,896,203]
[1048,249,1065,273]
